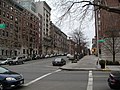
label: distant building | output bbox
[35,1,52,55]
[14,0,36,12]
[67,38,75,55]
[50,22,67,55]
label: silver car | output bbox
[8,56,25,65]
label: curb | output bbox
[59,67,111,71]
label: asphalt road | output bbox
[3,56,111,90]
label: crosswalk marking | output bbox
[87,71,93,90]
[24,69,61,86]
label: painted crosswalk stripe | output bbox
[24,69,61,86]
[87,71,93,90]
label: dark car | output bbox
[108,71,120,89]
[0,66,24,90]
[52,58,66,66]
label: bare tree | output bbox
[102,30,120,63]
[69,28,88,54]
[50,0,120,58]
[52,0,120,26]
[52,0,94,27]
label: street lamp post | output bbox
[97,28,101,68]
[96,11,101,68]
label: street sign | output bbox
[0,24,6,29]
[98,39,105,43]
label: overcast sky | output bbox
[35,0,95,48]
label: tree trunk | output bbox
[112,35,115,63]
[113,51,115,63]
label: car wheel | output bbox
[22,61,24,64]
[0,83,3,90]
[15,62,18,65]
[109,83,115,89]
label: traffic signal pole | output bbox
[96,10,101,68]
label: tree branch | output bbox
[81,1,120,14]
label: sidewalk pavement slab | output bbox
[60,55,120,71]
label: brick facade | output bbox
[0,0,39,59]
[94,0,120,61]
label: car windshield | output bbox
[0,67,9,74]
[54,58,61,61]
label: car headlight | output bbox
[20,74,24,78]
[6,77,16,81]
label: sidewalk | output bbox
[60,55,120,71]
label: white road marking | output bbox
[87,71,93,90]
[24,69,61,86]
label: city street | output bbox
[3,56,111,90]
[0,0,120,90]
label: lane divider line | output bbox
[87,71,93,90]
[24,69,61,86]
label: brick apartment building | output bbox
[94,0,120,61]
[67,38,75,55]
[0,0,39,59]
[50,22,68,55]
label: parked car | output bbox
[0,66,24,90]
[50,54,54,57]
[52,58,66,66]
[40,54,45,59]
[69,55,74,60]
[8,56,25,65]
[35,54,41,59]
[108,71,120,89]
[67,54,72,58]
[24,55,32,61]
[0,58,11,65]
[45,55,50,58]
[32,54,36,60]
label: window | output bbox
[10,7,13,11]
[0,9,1,15]
[10,50,12,56]
[2,21,5,24]
[23,49,25,54]
[6,13,9,18]
[3,2,5,7]
[15,17,18,24]
[10,15,13,20]
[15,17,18,21]
[2,50,4,55]
[6,22,9,28]
[6,4,9,8]
[2,30,5,36]
[15,26,18,32]
[6,32,8,37]
[10,24,13,29]
[27,49,29,54]
[27,22,29,26]
[30,23,32,28]
[6,50,8,56]
[3,11,5,17]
